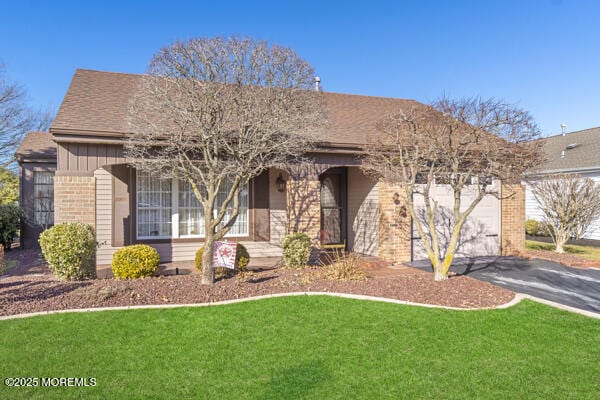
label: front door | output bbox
[320,168,347,246]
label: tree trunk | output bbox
[201,235,216,285]
[555,240,566,254]
[434,268,448,281]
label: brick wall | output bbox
[378,181,412,263]
[501,183,525,255]
[54,175,96,227]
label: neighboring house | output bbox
[15,132,57,249]
[16,69,524,267]
[525,126,600,240]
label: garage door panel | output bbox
[412,184,500,261]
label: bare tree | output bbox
[363,97,541,280]
[126,37,325,284]
[528,174,600,253]
[0,64,53,167]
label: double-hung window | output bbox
[136,171,249,239]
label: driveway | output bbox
[408,256,600,313]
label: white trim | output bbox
[136,174,249,240]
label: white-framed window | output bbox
[33,171,54,226]
[136,171,249,239]
[137,173,172,239]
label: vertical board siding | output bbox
[58,143,125,173]
[347,168,379,256]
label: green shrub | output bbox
[282,233,312,268]
[39,222,96,280]
[525,219,540,236]
[112,244,160,279]
[0,204,22,250]
[195,242,250,278]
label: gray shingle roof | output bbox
[50,69,430,146]
[534,127,600,173]
[15,132,57,161]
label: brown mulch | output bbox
[523,250,600,269]
[0,251,515,317]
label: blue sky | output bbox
[1,0,599,136]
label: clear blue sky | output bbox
[1,0,599,136]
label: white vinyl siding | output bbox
[525,172,600,240]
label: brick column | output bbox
[378,181,412,263]
[286,178,321,243]
[54,175,96,228]
[501,183,525,256]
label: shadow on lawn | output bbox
[258,360,331,399]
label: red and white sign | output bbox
[212,241,237,269]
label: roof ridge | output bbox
[74,68,417,102]
[542,126,600,140]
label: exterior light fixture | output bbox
[276,174,286,193]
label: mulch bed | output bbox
[523,250,600,269]
[0,250,515,317]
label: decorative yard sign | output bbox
[212,241,237,269]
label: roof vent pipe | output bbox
[561,123,567,136]
[561,150,565,158]
[314,76,321,92]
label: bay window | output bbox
[136,171,249,239]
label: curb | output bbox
[1,291,597,321]
[0,291,523,321]
[518,294,600,320]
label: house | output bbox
[16,69,525,268]
[525,126,600,240]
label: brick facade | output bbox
[54,175,96,227]
[378,181,412,263]
[501,183,525,255]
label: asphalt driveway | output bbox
[408,256,600,313]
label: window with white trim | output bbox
[136,171,249,239]
[137,172,172,238]
[33,171,54,226]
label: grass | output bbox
[526,239,600,262]
[0,297,599,399]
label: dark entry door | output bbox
[320,168,347,245]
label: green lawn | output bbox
[1,297,599,399]
[526,239,600,262]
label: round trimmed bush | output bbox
[112,244,160,279]
[525,219,540,236]
[39,222,96,280]
[194,243,250,278]
[282,232,312,268]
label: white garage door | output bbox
[411,182,501,261]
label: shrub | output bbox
[39,222,96,280]
[321,251,367,281]
[282,233,312,268]
[112,245,160,279]
[525,219,540,236]
[194,242,250,278]
[0,204,22,250]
